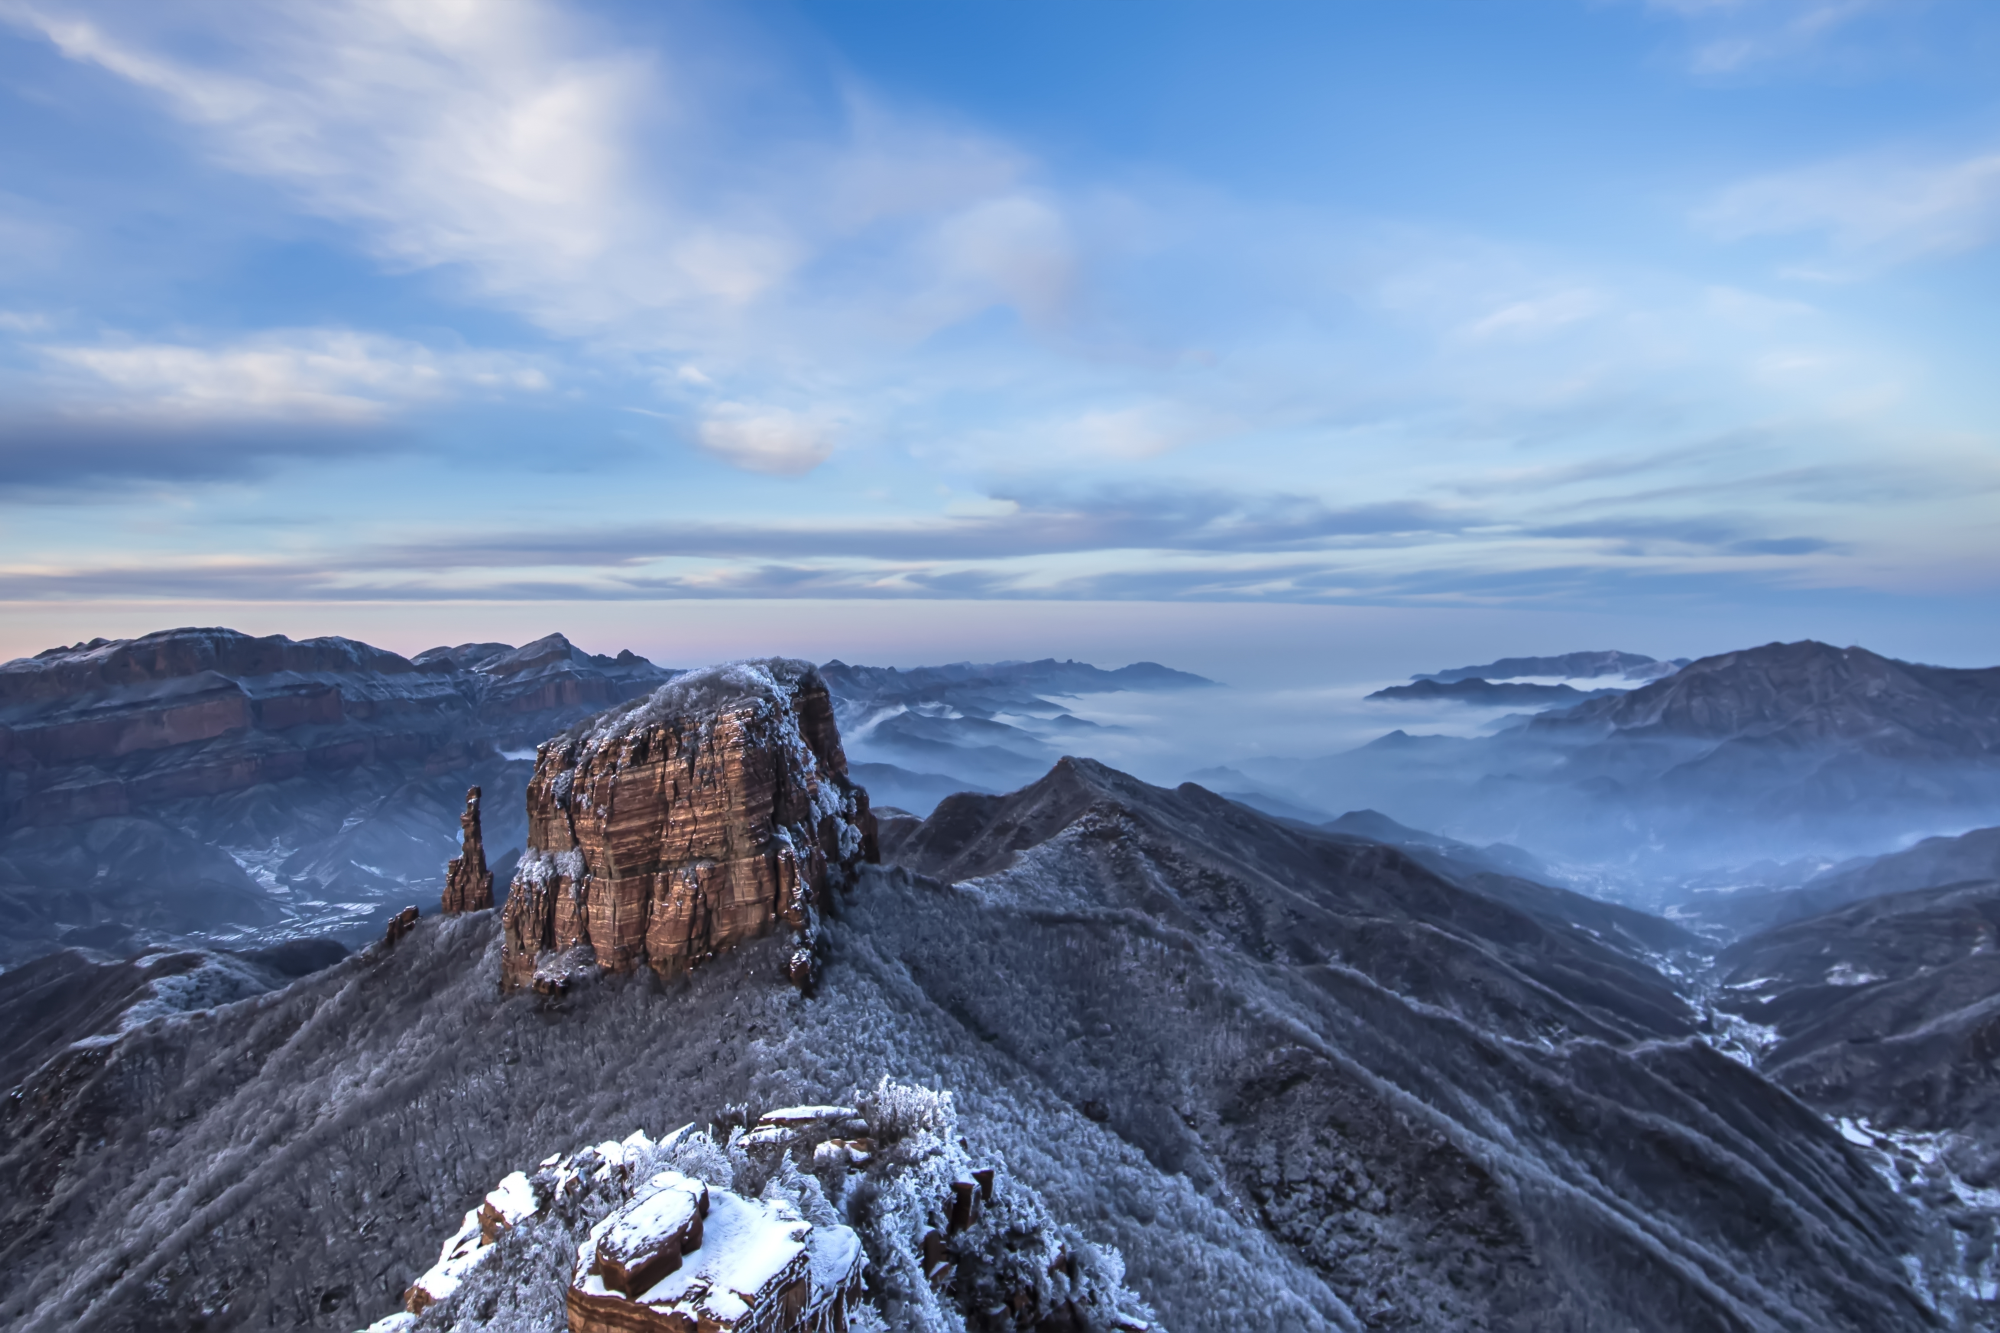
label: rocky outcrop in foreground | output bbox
[501,661,876,993]
[441,788,492,914]
[368,1085,1148,1333]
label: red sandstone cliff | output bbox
[500,660,876,992]
[0,628,675,830]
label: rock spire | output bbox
[442,786,494,913]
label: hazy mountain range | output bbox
[1219,641,2000,887]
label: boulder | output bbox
[590,1173,709,1297]
[568,1186,861,1333]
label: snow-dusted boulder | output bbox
[589,1170,709,1296]
[568,1184,862,1333]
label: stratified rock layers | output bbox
[442,786,494,913]
[500,661,875,992]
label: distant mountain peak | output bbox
[1414,650,1684,684]
[1543,638,2000,753]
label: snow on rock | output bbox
[400,1205,487,1314]
[759,1105,861,1128]
[367,1084,1155,1333]
[401,1167,554,1314]
[588,1170,709,1297]
[569,1187,839,1333]
[480,1171,541,1243]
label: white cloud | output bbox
[9,1,675,324]
[696,403,834,474]
[922,194,1076,327]
[1460,289,1603,342]
[1050,403,1221,461]
[1645,0,1887,75]
[3,0,1066,354]
[0,0,1972,611]
[942,496,1021,519]
[40,330,546,421]
[1699,147,2000,264]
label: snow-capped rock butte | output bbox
[501,661,877,993]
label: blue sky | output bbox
[1,0,1997,674]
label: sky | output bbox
[1,0,1998,678]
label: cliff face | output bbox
[0,628,676,829]
[0,627,675,963]
[501,661,876,992]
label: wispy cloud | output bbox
[1646,0,1893,75]
[37,330,548,422]
[0,412,394,495]
[338,488,1468,568]
[696,404,836,475]
[3,0,1075,451]
[1700,146,2000,267]
[0,473,1882,609]
[0,328,549,494]
[1458,289,1604,342]
[1526,515,1840,556]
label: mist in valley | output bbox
[843,652,2000,921]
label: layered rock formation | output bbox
[501,661,876,993]
[441,787,493,913]
[0,628,669,829]
[0,627,675,962]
